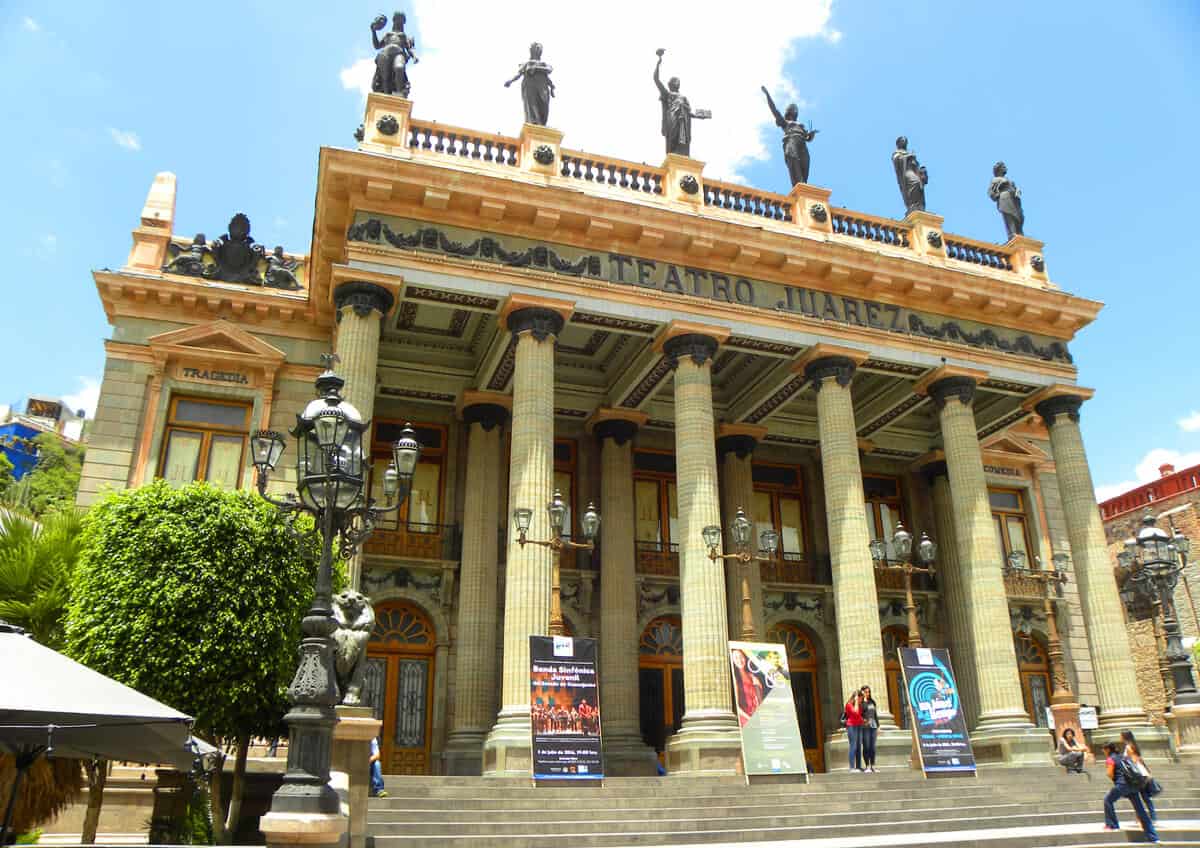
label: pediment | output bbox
[981,434,1049,463]
[148,320,286,363]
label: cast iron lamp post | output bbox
[1005,550,1076,708]
[702,507,779,641]
[1115,510,1198,709]
[869,523,935,648]
[513,489,600,637]
[248,357,421,814]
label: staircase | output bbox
[369,764,1200,847]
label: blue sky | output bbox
[1,1,1196,499]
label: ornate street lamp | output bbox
[869,523,936,648]
[249,355,420,814]
[702,507,779,641]
[514,489,600,636]
[1004,550,1076,711]
[1115,510,1198,710]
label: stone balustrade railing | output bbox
[559,150,665,195]
[702,179,793,222]
[407,120,520,167]
[831,208,912,248]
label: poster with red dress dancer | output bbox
[728,641,808,776]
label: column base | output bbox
[259,811,346,848]
[602,729,661,776]
[442,729,487,776]
[665,711,742,776]
[970,725,1053,767]
[1167,704,1200,761]
[825,726,916,772]
[482,709,532,777]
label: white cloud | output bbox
[1095,447,1200,502]
[62,377,101,419]
[108,128,142,152]
[342,0,839,181]
[22,16,39,32]
[1179,411,1200,432]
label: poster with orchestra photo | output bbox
[728,641,809,776]
[529,635,604,779]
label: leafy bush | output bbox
[0,509,84,649]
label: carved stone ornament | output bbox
[533,144,556,166]
[1034,394,1084,427]
[164,214,272,285]
[594,418,639,445]
[926,230,944,248]
[332,590,375,705]
[354,124,365,142]
[803,355,857,391]
[376,114,400,136]
[462,402,510,432]
[333,280,395,322]
[1030,255,1046,272]
[716,433,758,460]
[809,202,828,223]
[679,174,699,195]
[507,306,565,342]
[263,247,301,290]
[662,333,719,368]
[927,375,977,411]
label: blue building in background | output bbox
[0,397,86,480]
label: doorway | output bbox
[882,625,911,729]
[362,600,436,774]
[638,616,684,756]
[766,622,825,772]
[1015,631,1051,728]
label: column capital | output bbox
[499,294,574,336]
[587,407,647,444]
[333,281,395,322]
[716,423,768,459]
[794,343,869,391]
[920,459,950,483]
[662,333,720,368]
[461,402,511,432]
[506,307,566,341]
[1024,384,1095,426]
[914,365,989,410]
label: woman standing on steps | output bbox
[1102,741,1157,842]
[843,690,865,772]
[859,685,880,773]
[1121,730,1161,822]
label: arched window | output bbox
[766,622,824,773]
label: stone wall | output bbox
[1128,618,1169,726]
[76,357,153,507]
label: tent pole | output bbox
[1,746,46,845]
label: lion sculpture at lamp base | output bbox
[332,590,376,706]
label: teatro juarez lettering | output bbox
[348,215,1072,364]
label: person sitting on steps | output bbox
[1056,727,1089,777]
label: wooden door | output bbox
[363,601,436,774]
[767,622,824,772]
[881,625,911,729]
[638,616,684,756]
[1015,632,1051,728]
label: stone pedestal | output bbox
[331,706,380,848]
[258,811,345,848]
[787,183,833,234]
[825,726,916,772]
[662,153,705,207]
[519,124,564,177]
[361,93,413,156]
[1168,704,1200,761]
[904,210,946,259]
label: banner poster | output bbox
[898,647,976,775]
[529,635,603,779]
[728,642,809,776]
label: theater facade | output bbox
[78,92,1171,777]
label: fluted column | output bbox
[1034,393,1150,727]
[444,399,509,775]
[717,427,765,640]
[483,307,564,776]
[334,282,394,590]
[593,411,659,774]
[662,333,742,775]
[926,374,1031,737]
[803,352,893,726]
[923,461,981,728]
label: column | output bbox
[1034,392,1150,727]
[717,426,766,640]
[924,372,1040,761]
[801,351,893,724]
[923,462,981,728]
[333,281,394,590]
[592,410,659,775]
[443,398,509,775]
[662,333,742,775]
[483,307,563,776]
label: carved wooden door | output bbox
[366,601,436,775]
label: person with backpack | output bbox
[1102,741,1157,842]
[1121,730,1161,821]
[842,690,865,772]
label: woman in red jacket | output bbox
[843,689,865,772]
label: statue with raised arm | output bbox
[892,136,928,214]
[504,42,555,126]
[988,161,1024,239]
[761,86,818,186]
[371,11,418,97]
[653,49,711,157]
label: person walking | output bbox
[1102,741,1157,842]
[843,690,865,773]
[1121,730,1160,822]
[1056,727,1089,776]
[369,736,388,799]
[859,685,880,773]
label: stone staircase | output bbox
[369,764,1200,847]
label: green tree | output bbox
[0,509,84,649]
[0,451,14,496]
[65,481,328,843]
[22,433,85,517]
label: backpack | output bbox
[838,709,847,728]
[1116,756,1150,790]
